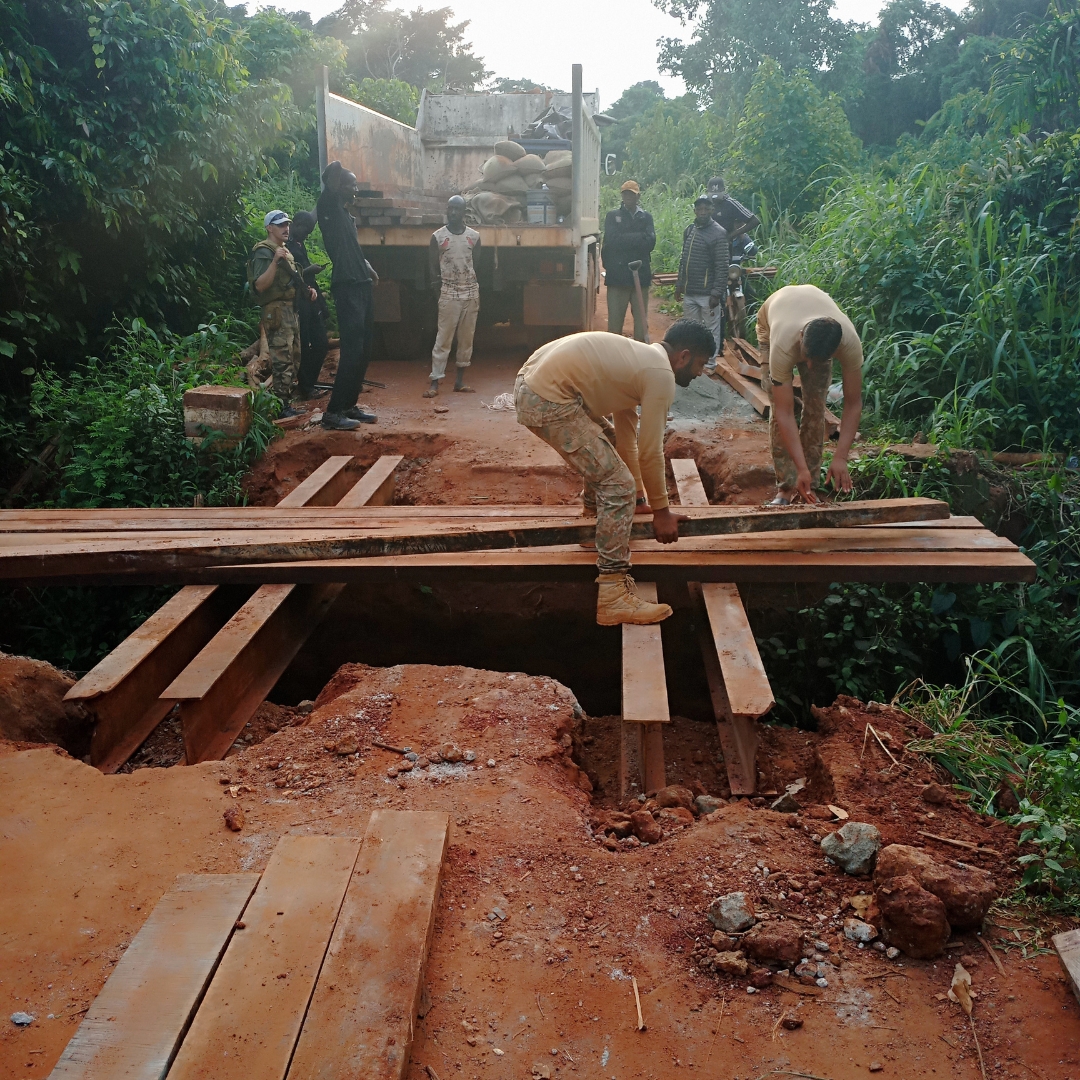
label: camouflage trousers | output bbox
[514,375,636,574]
[261,299,300,407]
[762,344,832,491]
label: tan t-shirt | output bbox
[757,285,862,384]
[519,332,675,509]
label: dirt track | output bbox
[2,293,1079,1080]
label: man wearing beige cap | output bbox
[601,180,655,341]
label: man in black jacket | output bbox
[316,161,377,430]
[676,196,729,370]
[286,210,330,400]
[601,180,655,341]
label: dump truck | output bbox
[315,65,602,360]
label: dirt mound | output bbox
[664,430,775,505]
[0,651,90,756]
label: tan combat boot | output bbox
[595,574,673,626]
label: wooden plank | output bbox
[72,544,1035,588]
[670,458,709,507]
[700,583,774,719]
[276,457,356,508]
[66,586,245,773]
[0,500,954,579]
[0,497,949,533]
[287,811,449,1080]
[717,359,769,415]
[170,583,344,764]
[65,457,358,773]
[1054,929,1080,1006]
[10,524,1012,557]
[621,582,668,796]
[336,455,404,508]
[165,455,403,764]
[48,874,258,1080]
[167,836,361,1080]
[672,458,769,795]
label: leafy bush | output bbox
[903,666,1080,903]
[21,317,278,509]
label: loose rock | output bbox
[707,891,756,933]
[921,783,950,804]
[821,821,881,875]
[655,785,695,812]
[10,1012,34,1026]
[749,967,773,989]
[223,806,245,832]
[711,930,736,950]
[876,874,950,959]
[630,810,662,845]
[874,844,997,930]
[843,918,878,943]
[334,737,358,755]
[713,951,749,976]
[781,1016,803,1030]
[695,794,725,816]
[742,922,804,965]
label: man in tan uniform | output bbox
[515,320,715,625]
[757,284,863,503]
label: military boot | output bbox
[595,574,673,626]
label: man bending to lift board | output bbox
[514,320,715,626]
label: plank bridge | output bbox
[1,454,1033,797]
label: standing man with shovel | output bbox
[602,180,655,341]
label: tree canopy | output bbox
[315,0,488,91]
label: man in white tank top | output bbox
[425,195,481,397]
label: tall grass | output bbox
[757,159,1080,449]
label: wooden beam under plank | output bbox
[66,456,361,773]
[336,454,403,507]
[165,456,404,764]
[620,581,669,799]
[167,836,360,1080]
[48,874,258,1080]
[286,810,450,1080]
[671,458,774,795]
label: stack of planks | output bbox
[350,189,445,227]
[0,497,1032,585]
[716,336,841,437]
[48,815,448,1080]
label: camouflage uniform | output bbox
[762,343,832,491]
[514,375,636,574]
[249,239,300,407]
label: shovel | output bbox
[627,259,651,344]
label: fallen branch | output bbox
[978,934,1007,976]
[632,976,645,1031]
[372,740,408,755]
[918,830,998,854]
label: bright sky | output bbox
[258,0,969,105]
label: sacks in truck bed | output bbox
[544,176,572,193]
[494,139,526,161]
[465,190,520,225]
[481,155,518,182]
[515,153,546,175]
[543,149,573,168]
[492,173,529,195]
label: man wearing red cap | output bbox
[601,180,655,341]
